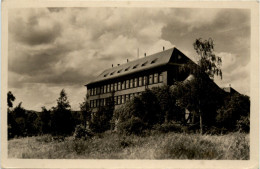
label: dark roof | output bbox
[223,87,239,94]
[86,47,180,86]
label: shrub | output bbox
[73,125,94,139]
[236,116,250,133]
[153,122,183,133]
[117,116,147,135]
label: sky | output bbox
[8,7,250,111]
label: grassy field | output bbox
[8,131,249,159]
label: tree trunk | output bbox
[200,113,203,134]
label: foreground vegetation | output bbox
[8,131,249,160]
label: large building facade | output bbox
[85,47,193,112]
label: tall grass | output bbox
[8,132,249,159]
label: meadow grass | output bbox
[8,132,249,159]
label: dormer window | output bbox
[104,73,108,77]
[125,67,130,71]
[141,61,148,66]
[151,59,158,64]
[133,64,139,69]
[117,69,122,73]
[110,71,115,75]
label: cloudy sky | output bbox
[8,7,250,111]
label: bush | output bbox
[236,116,250,133]
[117,116,147,135]
[153,122,183,133]
[73,125,94,139]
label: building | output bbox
[85,47,194,112]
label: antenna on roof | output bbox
[127,59,129,63]
[112,64,113,67]
[163,46,165,51]
[144,53,146,57]
[137,48,139,58]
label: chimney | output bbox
[112,64,113,67]
[163,46,165,51]
[127,59,129,62]
[144,53,146,57]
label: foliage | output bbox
[174,38,223,134]
[236,116,250,133]
[38,107,51,134]
[89,96,114,133]
[51,89,74,136]
[216,93,250,131]
[117,116,147,135]
[73,124,94,140]
[79,94,91,127]
[8,91,16,108]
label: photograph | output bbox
[1,1,259,169]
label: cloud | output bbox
[8,7,250,110]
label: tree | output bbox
[176,38,223,134]
[79,94,91,128]
[39,106,51,134]
[7,91,16,108]
[216,93,250,131]
[51,89,74,136]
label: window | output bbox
[107,84,110,92]
[118,82,121,90]
[141,61,148,66]
[96,99,100,107]
[154,73,158,83]
[143,76,147,85]
[134,78,138,87]
[151,58,158,64]
[110,71,115,75]
[130,79,133,88]
[104,85,107,93]
[133,64,139,69]
[114,96,117,105]
[90,89,93,96]
[149,74,153,84]
[104,99,106,106]
[159,72,163,82]
[126,95,129,101]
[117,69,122,73]
[114,83,117,91]
[104,73,108,77]
[100,99,104,106]
[118,95,121,104]
[125,67,130,71]
[94,88,96,95]
[111,83,114,91]
[122,81,125,90]
[97,87,101,94]
[126,80,129,89]
[93,100,96,108]
[122,95,125,104]
[138,77,142,86]
[90,100,93,108]
[100,86,104,94]
[130,93,133,100]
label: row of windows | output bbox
[90,72,163,96]
[103,58,158,77]
[89,93,142,108]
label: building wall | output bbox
[87,69,168,112]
